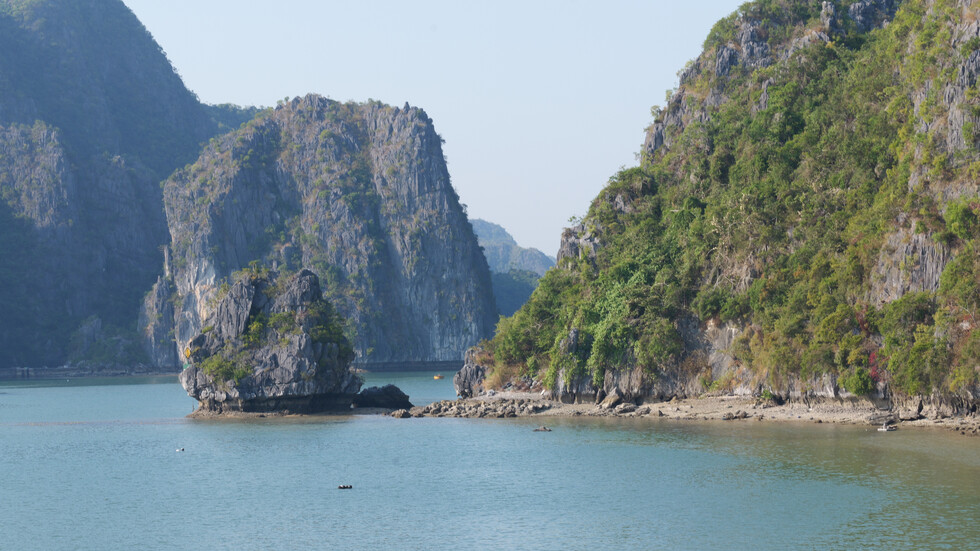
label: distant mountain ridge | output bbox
[471,219,554,316]
[471,219,554,276]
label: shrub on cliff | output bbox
[484,0,980,397]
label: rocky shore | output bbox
[389,392,980,436]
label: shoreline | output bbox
[393,392,980,436]
[0,366,180,381]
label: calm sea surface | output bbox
[1,373,977,550]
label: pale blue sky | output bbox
[122,0,744,256]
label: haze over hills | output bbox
[471,218,555,317]
[0,0,255,367]
[471,219,555,276]
[481,0,980,409]
[0,0,495,370]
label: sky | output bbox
[122,0,744,256]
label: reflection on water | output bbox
[0,374,977,550]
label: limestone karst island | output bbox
[1,0,978,549]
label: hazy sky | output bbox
[122,0,744,256]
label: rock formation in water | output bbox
[0,0,255,368]
[353,384,413,409]
[479,0,980,415]
[180,269,361,413]
[471,219,556,316]
[148,95,497,369]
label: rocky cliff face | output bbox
[151,95,497,368]
[483,0,980,411]
[180,269,361,413]
[0,0,254,368]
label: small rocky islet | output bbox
[180,269,411,415]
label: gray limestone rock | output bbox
[179,269,360,413]
[138,276,177,368]
[848,0,898,33]
[156,95,496,370]
[737,22,772,70]
[557,224,600,269]
[820,1,841,34]
[613,402,636,414]
[454,347,487,398]
[599,392,622,409]
[868,228,950,304]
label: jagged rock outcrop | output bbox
[848,0,899,33]
[152,95,497,369]
[454,348,488,398]
[0,0,255,368]
[138,274,178,368]
[556,223,600,268]
[868,226,951,303]
[180,269,361,413]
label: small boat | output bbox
[338,485,353,490]
[877,423,897,432]
[533,426,552,432]
[433,374,444,380]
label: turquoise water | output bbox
[1,375,978,550]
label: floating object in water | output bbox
[533,426,552,432]
[877,424,897,432]
[176,448,185,452]
[338,485,353,490]
[433,374,444,380]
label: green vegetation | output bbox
[193,271,355,384]
[485,0,980,397]
[491,269,542,317]
[199,351,251,385]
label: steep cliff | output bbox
[485,0,980,412]
[471,218,556,316]
[151,95,497,368]
[180,269,361,413]
[0,0,255,367]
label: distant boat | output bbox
[877,424,897,432]
[433,374,444,380]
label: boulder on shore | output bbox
[354,384,413,410]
